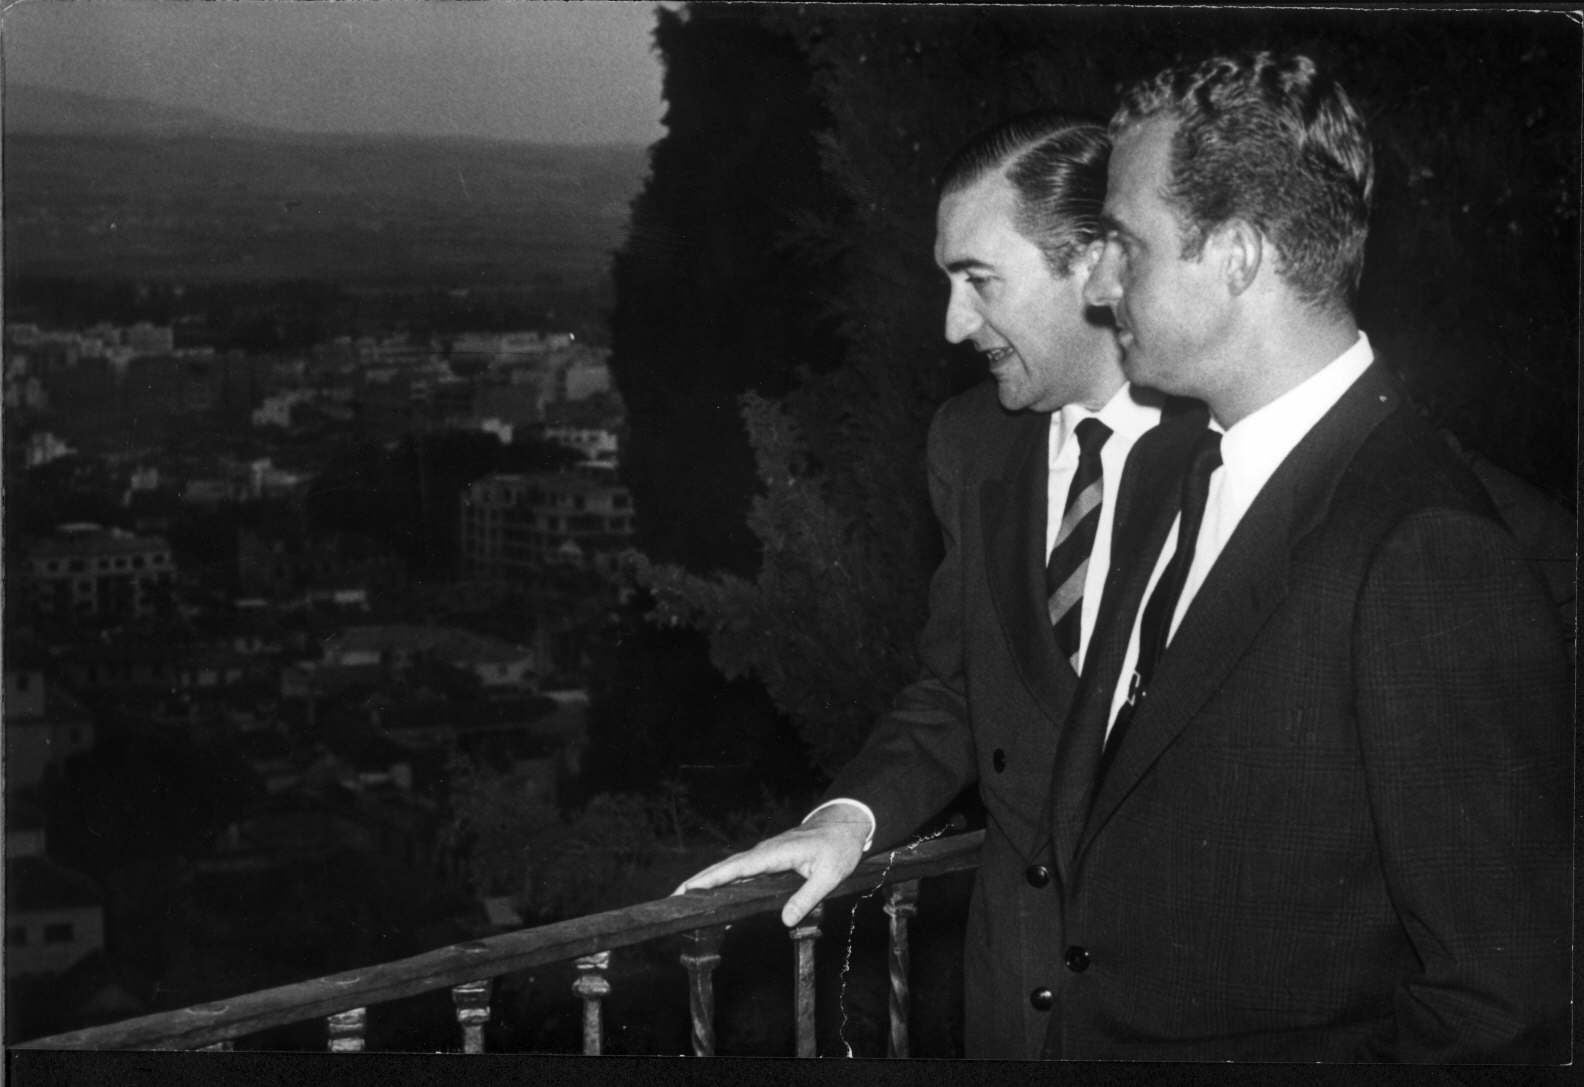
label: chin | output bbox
[1120,351,1156,387]
[994,387,1034,412]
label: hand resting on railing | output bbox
[671,805,871,927]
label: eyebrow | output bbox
[944,258,994,275]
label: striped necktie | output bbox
[1046,417,1111,670]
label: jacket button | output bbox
[1029,987,1054,1011]
[1064,946,1090,973]
[1024,864,1051,888]
[992,748,1006,772]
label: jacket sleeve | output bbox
[821,398,978,851]
[1352,508,1572,1062]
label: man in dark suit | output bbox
[1058,50,1571,1061]
[676,113,1178,1057]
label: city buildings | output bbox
[3,314,625,1040]
[5,808,106,980]
[19,525,175,624]
[458,468,634,582]
[3,667,96,791]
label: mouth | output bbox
[981,346,1015,366]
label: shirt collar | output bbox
[1051,382,1164,466]
[1218,330,1375,480]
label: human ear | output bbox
[1213,218,1263,296]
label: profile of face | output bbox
[1085,117,1225,400]
[934,173,1108,413]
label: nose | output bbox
[944,282,983,344]
[1084,241,1122,309]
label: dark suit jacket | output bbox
[826,381,1192,1057]
[1041,362,1572,1061]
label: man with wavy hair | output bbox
[1067,50,1570,1061]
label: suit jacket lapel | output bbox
[982,410,1078,729]
[1078,364,1401,859]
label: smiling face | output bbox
[934,172,1115,413]
[1084,117,1229,401]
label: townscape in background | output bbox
[2,294,638,1040]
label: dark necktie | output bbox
[1103,428,1222,769]
[1045,418,1111,671]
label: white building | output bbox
[126,322,175,356]
[557,352,612,402]
[3,668,95,789]
[23,525,175,622]
[5,806,106,979]
[252,390,315,428]
[25,431,74,468]
[459,469,634,580]
[317,624,537,691]
[544,426,619,469]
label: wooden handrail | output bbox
[17,828,982,1051]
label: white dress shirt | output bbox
[1105,332,1375,735]
[810,383,1163,849]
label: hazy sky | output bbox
[1,0,670,144]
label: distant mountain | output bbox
[2,84,653,290]
[3,83,278,140]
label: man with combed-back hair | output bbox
[1065,49,1570,1061]
[675,111,1195,1057]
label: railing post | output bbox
[326,1007,367,1053]
[451,978,492,1054]
[573,950,612,1055]
[679,925,725,1056]
[791,903,823,1058]
[884,879,920,1058]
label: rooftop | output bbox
[325,625,532,666]
[28,526,170,559]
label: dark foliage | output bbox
[45,728,262,869]
[608,4,851,578]
[581,597,820,808]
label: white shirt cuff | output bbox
[802,798,876,852]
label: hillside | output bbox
[4,82,277,140]
[2,86,651,289]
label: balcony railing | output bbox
[15,829,982,1056]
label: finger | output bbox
[674,855,757,894]
[780,868,841,928]
[673,843,797,894]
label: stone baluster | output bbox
[326,1007,367,1053]
[791,903,823,1058]
[679,926,725,1056]
[884,879,920,1058]
[451,978,492,1054]
[573,950,612,1055]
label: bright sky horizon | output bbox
[1,0,671,145]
